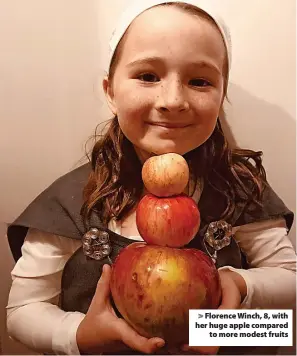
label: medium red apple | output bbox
[110,243,221,346]
[136,193,200,247]
[142,153,189,197]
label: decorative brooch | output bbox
[82,227,112,261]
[203,220,233,263]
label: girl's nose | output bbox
[156,80,190,113]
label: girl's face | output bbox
[104,5,226,162]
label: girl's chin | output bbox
[133,143,191,162]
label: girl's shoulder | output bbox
[235,181,294,232]
[7,163,94,261]
[199,177,294,233]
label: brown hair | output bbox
[81,2,266,225]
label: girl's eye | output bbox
[138,73,159,82]
[189,78,211,87]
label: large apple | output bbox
[142,153,189,197]
[110,243,221,346]
[136,193,200,247]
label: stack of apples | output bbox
[111,153,221,346]
[137,153,200,247]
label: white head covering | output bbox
[107,0,232,72]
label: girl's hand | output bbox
[179,269,246,355]
[76,264,165,355]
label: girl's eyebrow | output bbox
[126,56,163,68]
[188,61,222,75]
[126,56,221,74]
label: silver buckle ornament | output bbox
[82,227,112,261]
[204,220,233,263]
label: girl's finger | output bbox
[218,272,241,309]
[181,344,220,354]
[115,319,165,354]
[89,264,112,310]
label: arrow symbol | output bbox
[197,313,203,319]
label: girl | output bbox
[6,0,296,355]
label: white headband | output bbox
[107,0,232,72]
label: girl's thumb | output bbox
[90,264,112,308]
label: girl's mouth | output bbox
[149,122,191,129]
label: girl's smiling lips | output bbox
[148,122,191,129]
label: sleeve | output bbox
[219,218,296,309]
[6,228,85,355]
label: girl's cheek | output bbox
[194,95,221,113]
[128,94,154,109]
[117,95,152,116]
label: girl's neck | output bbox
[133,145,155,164]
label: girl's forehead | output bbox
[118,6,226,66]
[129,5,222,39]
[107,1,232,72]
